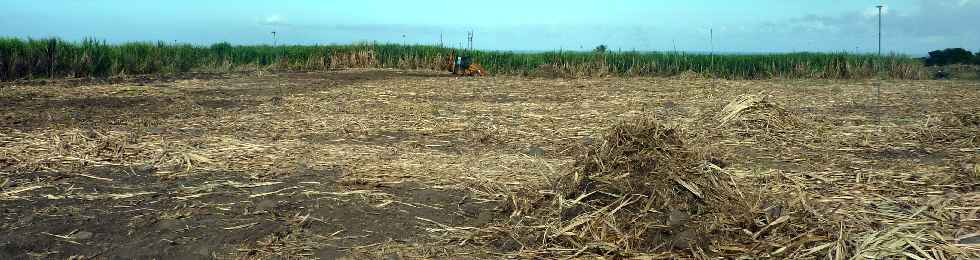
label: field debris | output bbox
[482,118,822,257]
[933,110,980,128]
[719,93,802,130]
[559,119,728,244]
[673,70,705,80]
[1,70,978,259]
[553,119,748,251]
[0,185,46,200]
[479,116,976,258]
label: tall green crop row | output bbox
[0,37,928,81]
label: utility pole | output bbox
[875,5,884,126]
[467,31,474,51]
[271,31,278,69]
[271,31,283,99]
[710,28,714,55]
[271,31,280,67]
[440,32,443,47]
[876,5,883,56]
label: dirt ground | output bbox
[1,69,978,259]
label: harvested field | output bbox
[1,69,978,259]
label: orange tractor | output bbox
[444,49,487,76]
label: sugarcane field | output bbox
[2,1,980,259]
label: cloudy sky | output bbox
[2,0,978,55]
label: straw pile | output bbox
[553,118,740,252]
[493,118,816,257]
[719,94,801,130]
[483,118,979,258]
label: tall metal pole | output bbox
[271,31,279,69]
[271,31,283,99]
[876,5,883,56]
[874,5,883,126]
[709,28,715,68]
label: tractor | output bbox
[445,49,487,76]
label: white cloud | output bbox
[261,15,285,26]
[740,0,980,54]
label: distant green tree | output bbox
[594,45,607,53]
[975,50,980,65]
[925,48,974,66]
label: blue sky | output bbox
[2,0,978,55]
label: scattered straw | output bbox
[0,185,46,200]
[719,93,802,130]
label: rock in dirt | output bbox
[19,215,34,225]
[668,209,691,227]
[671,229,696,250]
[960,235,980,244]
[256,199,279,211]
[136,164,157,174]
[146,127,164,134]
[962,163,978,175]
[526,147,546,157]
[72,231,94,240]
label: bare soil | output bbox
[1,166,493,259]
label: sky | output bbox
[2,0,978,55]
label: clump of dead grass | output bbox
[673,70,705,80]
[482,118,818,257]
[719,94,802,130]
[551,118,739,252]
[470,113,979,257]
[917,110,979,147]
[932,110,980,128]
[963,156,980,180]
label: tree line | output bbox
[924,48,980,66]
